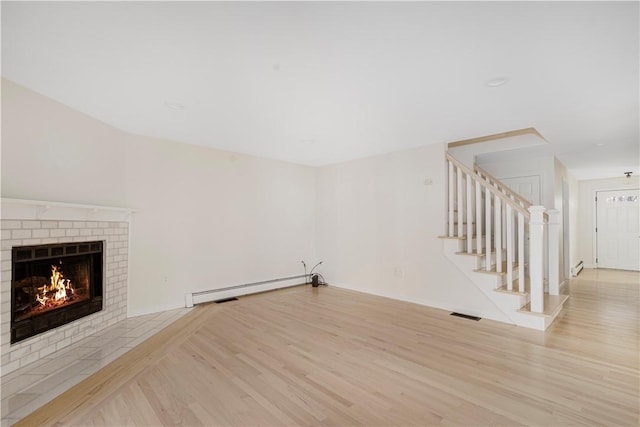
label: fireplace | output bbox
[11,241,104,344]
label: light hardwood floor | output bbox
[15,269,640,426]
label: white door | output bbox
[500,175,541,205]
[596,189,640,271]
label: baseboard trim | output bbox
[328,282,514,325]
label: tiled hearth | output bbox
[0,199,194,425]
[0,307,190,425]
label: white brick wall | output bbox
[0,219,129,375]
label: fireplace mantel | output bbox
[1,198,135,222]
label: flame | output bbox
[35,264,73,306]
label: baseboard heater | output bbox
[185,274,307,307]
[571,261,584,277]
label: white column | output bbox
[547,209,561,296]
[476,181,482,254]
[466,176,473,253]
[495,197,502,273]
[506,204,513,290]
[448,161,454,237]
[457,167,463,238]
[529,206,546,313]
[518,212,525,292]
[485,188,492,271]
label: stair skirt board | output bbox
[327,282,511,325]
[441,237,564,330]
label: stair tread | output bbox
[495,278,530,295]
[455,249,504,257]
[438,235,467,240]
[517,294,569,317]
[473,261,522,276]
[454,251,483,257]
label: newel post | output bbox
[529,206,546,313]
[547,209,561,296]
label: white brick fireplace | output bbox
[0,199,133,375]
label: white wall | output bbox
[578,176,640,268]
[553,158,580,277]
[1,78,555,322]
[2,79,317,316]
[316,144,512,322]
[448,133,547,170]
[476,154,555,210]
[123,134,316,315]
[1,79,127,206]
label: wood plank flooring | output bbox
[15,268,640,426]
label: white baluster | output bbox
[529,206,546,313]
[476,181,482,255]
[547,209,561,296]
[506,204,513,290]
[457,167,463,238]
[466,175,473,253]
[495,197,502,273]
[518,212,525,293]
[448,161,454,237]
[485,188,492,271]
[502,202,507,249]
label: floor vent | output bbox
[215,297,239,304]
[450,312,481,321]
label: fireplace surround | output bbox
[1,198,133,375]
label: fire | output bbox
[36,264,73,307]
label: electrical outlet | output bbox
[424,178,433,186]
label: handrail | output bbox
[473,165,533,208]
[445,152,531,219]
[474,164,549,221]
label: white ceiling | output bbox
[2,1,638,179]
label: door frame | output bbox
[594,187,640,269]
[562,179,570,280]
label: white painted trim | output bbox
[1,198,135,222]
[189,277,306,306]
[329,282,515,325]
[185,293,194,308]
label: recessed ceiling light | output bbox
[486,77,509,87]
[594,142,606,146]
[164,101,187,110]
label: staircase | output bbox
[440,152,568,330]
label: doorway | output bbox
[596,189,640,271]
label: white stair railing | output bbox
[445,152,559,314]
[474,164,536,212]
[475,162,561,294]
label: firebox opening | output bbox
[11,241,104,344]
